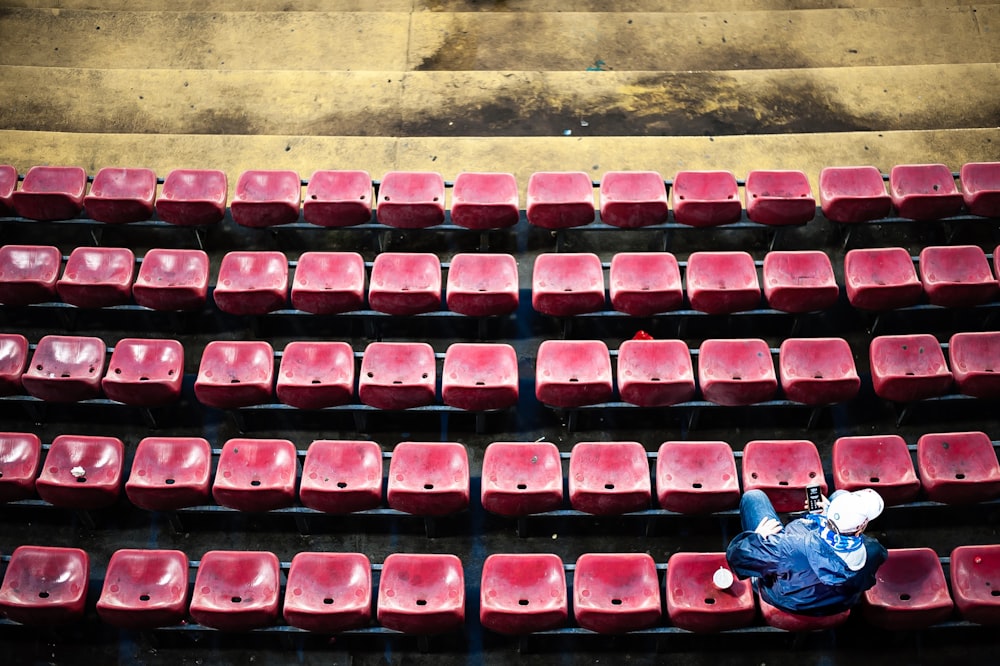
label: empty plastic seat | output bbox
[283,552,372,633]
[686,251,761,314]
[665,552,755,632]
[949,331,1000,398]
[0,432,42,502]
[276,341,355,410]
[290,251,366,314]
[445,253,519,317]
[889,164,963,220]
[96,549,190,629]
[302,169,372,227]
[35,434,124,509]
[569,441,651,515]
[950,544,1000,624]
[155,169,228,226]
[376,171,445,228]
[214,251,288,315]
[960,162,1000,217]
[617,339,695,407]
[778,337,860,405]
[0,546,89,625]
[0,165,16,215]
[125,437,212,511]
[368,252,442,315]
[21,335,106,402]
[656,440,740,514]
[759,595,850,631]
[102,338,184,407]
[0,333,29,395]
[741,439,826,513]
[0,244,62,306]
[450,172,519,230]
[599,171,668,228]
[573,553,661,633]
[526,171,595,229]
[532,253,605,316]
[535,340,613,408]
[10,165,87,220]
[745,170,815,226]
[844,247,923,310]
[818,165,892,224]
[441,343,518,411]
[386,441,469,516]
[84,167,157,224]
[870,334,952,402]
[480,553,568,634]
[189,550,281,631]
[231,169,300,228]
[358,342,435,410]
[132,248,210,311]
[194,340,275,409]
[56,246,136,308]
[377,553,465,634]
[832,435,920,506]
[480,441,563,517]
[918,245,997,307]
[762,250,839,313]
[212,438,298,512]
[671,170,742,227]
[299,440,383,514]
[917,431,1000,504]
[862,547,953,630]
[609,252,683,316]
[698,338,777,406]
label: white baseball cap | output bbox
[828,488,884,533]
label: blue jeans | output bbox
[740,488,848,532]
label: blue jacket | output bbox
[726,515,888,615]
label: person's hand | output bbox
[803,494,830,512]
[754,517,783,537]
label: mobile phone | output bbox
[806,485,822,512]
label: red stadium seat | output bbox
[11,165,87,221]
[670,170,742,227]
[0,432,42,502]
[302,169,372,227]
[102,338,184,407]
[368,252,441,316]
[869,334,952,402]
[21,335,106,402]
[441,343,518,411]
[759,595,850,631]
[96,549,190,629]
[599,171,668,228]
[778,337,860,405]
[480,553,568,634]
[698,338,777,406]
[0,165,16,215]
[889,164,963,221]
[231,169,300,228]
[376,171,445,229]
[569,441,651,515]
[276,341,355,410]
[125,437,212,511]
[290,251,366,314]
[960,162,1000,217]
[862,547,953,630]
[744,170,815,226]
[917,431,1000,504]
[918,245,997,307]
[450,172,519,230]
[532,253,605,316]
[283,552,372,633]
[573,553,661,633]
[56,246,135,308]
[35,434,124,509]
[665,552,755,632]
[214,251,288,315]
[535,340,613,408]
[480,441,563,517]
[386,441,469,516]
[617,339,695,407]
[155,169,228,226]
[445,253,519,317]
[742,439,826,513]
[0,546,89,625]
[0,244,62,306]
[132,248,210,311]
[0,333,29,395]
[818,165,892,224]
[844,247,923,310]
[212,438,298,512]
[949,331,1000,398]
[84,167,157,224]
[950,544,1000,624]
[526,171,595,229]
[832,435,920,506]
[686,251,761,314]
[189,550,281,631]
[299,440,383,514]
[358,342,435,410]
[609,252,683,316]
[762,250,839,313]
[377,553,465,634]
[656,440,740,514]
[194,340,274,409]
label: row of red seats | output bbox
[1,545,996,634]
[2,163,997,229]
